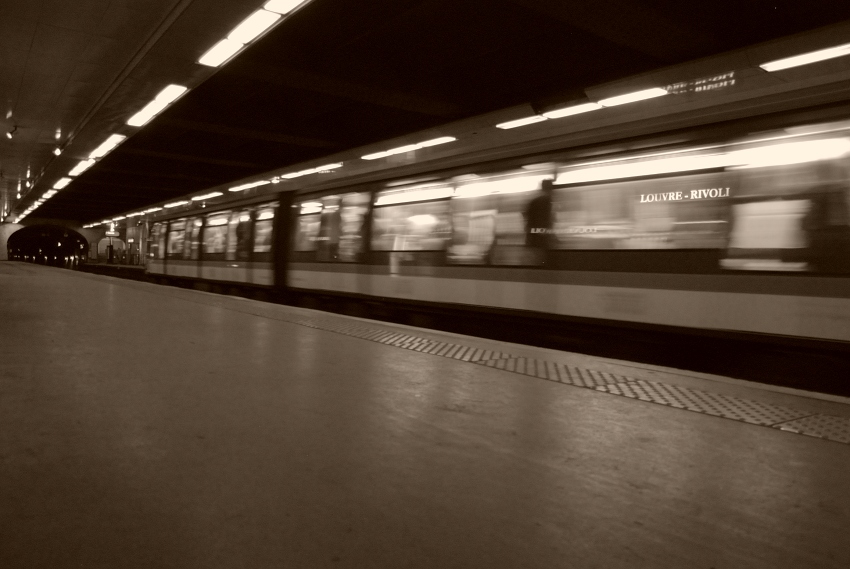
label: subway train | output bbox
[144,97,850,394]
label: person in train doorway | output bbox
[524,178,555,266]
[802,161,850,273]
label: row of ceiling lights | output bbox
[40,33,850,228]
[494,41,850,131]
[14,0,312,225]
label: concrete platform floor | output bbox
[2,261,850,568]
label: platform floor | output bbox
[2,261,850,568]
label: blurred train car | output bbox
[144,67,850,391]
[285,116,850,343]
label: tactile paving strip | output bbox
[774,414,850,444]
[269,312,850,445]
[598,380,808,426]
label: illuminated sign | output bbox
[639,187,730,203]
[105,230,119,237]
[666,72,735,95]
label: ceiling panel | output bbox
[4,0,850,223]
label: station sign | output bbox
[105,230,119,237]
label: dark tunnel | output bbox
[7,225,88,268]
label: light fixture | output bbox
[89,134,126,159]
[199,39,243,67]
[229,180,270,192]
[6,126,16,139]
[69,159,96,176]
[191,191,223,201]
[597,87,668,107]
[542,102,602,119]
[228,9,281,44]
[280,162,343,178]
[53,177,72,189]
[164,200,190,208]
[760,42,850,72]
[495,115,547,130]
[53,146,62,156]
[127,84,189,127]
[144,207,163,213]
[264,0,306,14]
[361,137,456,160]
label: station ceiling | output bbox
[3,0,850,223]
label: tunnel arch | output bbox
[7,224,89,268]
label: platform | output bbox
[2,261,850,568]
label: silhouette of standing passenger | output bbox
[525,179,555,265]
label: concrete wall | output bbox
[0,223,23,260]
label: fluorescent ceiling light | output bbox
[43,190,57,198]
[416,136,456,147]
[361,150,391,160]
[597,87,668,107]
[191,191,223,201]
[89,134,126,159]
[542,102,602,119]
[760,43,850,72]
[127,85,188,127]
[264,0,305,14]
[126,212,143,217]
[112,216,126,221]
[229,180,270,192]
[257,211,275,220]
[53,177,72,189]
[281,163,343,179]
[496,115,547,129]
[164,200,189,208]
[144,207,163,213]
[199,38,243,67]
[361,137,456,160]
[316,162,342,171]
[228,9,281,44]
[69,159,95,176]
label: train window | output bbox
[723,160,850,272]
[294,193,370,259]
[294,200,322,251]
[449,173,549,265]
[226,210,251,261]
[338,192,369,261]
[253,205,276,253]
[371,200,450,251]
[550,173,730,250]
[203,212,230,254]
[156,224,166,259]
[167,220,186,258]
[186,218,202,260]
[315,196,341,261]
[149,222,165,259]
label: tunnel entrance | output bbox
[7,225,89,268]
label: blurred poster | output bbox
[552,173,730,250]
